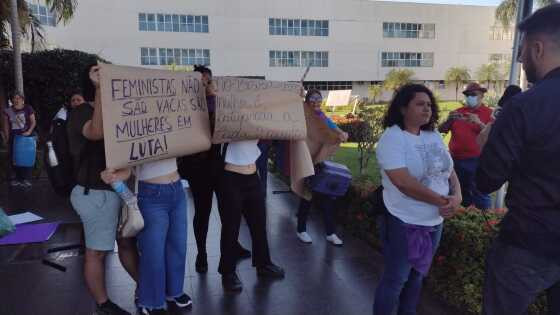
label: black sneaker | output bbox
[236,244,251,260]
[222,273,243,292]
[139,308,168,315]
[93,300,131,315]
[195,253,208,273]
[166,293,192,308]
[257,263,285,279]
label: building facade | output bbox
[26,0,514,101]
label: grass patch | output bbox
[331,142,381,185]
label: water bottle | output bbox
[111,181,136,205]
[46,141,59,167]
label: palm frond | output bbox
[45,0,77,24]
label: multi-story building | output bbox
[26,0,514,100]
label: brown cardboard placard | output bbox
[212,77,307,143]
[98,64,212,169]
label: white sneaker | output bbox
[326,234,343,246]
[296,231,313,244]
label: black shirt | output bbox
[66,103,110,191]
[476,67,560,263]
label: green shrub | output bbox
[0,49,106,132]
[338,187,549,314]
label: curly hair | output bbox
[382,84,439,131]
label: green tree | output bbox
[1,0,78,94]
[354,104,385,175]
[495,0,556,29]
[367,84,383,104]
[476,63,502,91]
[445,67,471,101]
[383,69,414,92]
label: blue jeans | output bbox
[483,239,560,315]
[137,180,187,310]
[373,213,443,315]
[454,158,491,210]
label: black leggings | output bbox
[297,193,336,235]
[216,171,271,274]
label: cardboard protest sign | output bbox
[98,64,212,169]
[326,90,352,107]
[212,77,307,143]
[290,105,341,200]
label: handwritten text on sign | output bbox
[99,64,211,169]
[212,77,307,143]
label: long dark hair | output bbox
[194,65,212,77]
[81,63,97,102]
[383,84,439,131]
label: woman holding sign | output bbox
[296,89,348,246]
[215,139,285,292]
[177,65,251,274]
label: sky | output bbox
[376,0,501,6]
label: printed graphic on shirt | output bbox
[415,142,452,188]
[11,112,27,131]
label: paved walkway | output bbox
[0,175,453,315]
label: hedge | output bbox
[0,49,106,132]
[339,184,548,314]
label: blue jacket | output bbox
[476,67,560,262]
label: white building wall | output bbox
[27,0,513,100]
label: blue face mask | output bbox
[466,96,479,108]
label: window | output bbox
[140,48,159,65]
[140,13,209,33]
[141,48,210,66]
[303,81,352,91]
[489,27,513,40]
[269,18,329,37]
[381,51,434,67]
[489,53,510,64]
[383,22,435,39]
[28,3,56,26]
[269,50,328,67]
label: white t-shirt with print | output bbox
[376,125,453,226]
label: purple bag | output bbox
[307,161,352,197]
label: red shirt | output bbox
[448,105,493,160]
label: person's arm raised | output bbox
[82,66,104,140]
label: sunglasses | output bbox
[308,95,323,103]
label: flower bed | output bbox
[339,183,548,314]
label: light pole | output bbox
[495,0,533,209]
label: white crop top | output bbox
[136,158,178,181]
[225,140,261,166]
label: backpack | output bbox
[44,107,76,197]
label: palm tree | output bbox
[445,67,471,101]
[476,63,502,91]
[368,84,383,104]
[384,69,414,92]
[2,0,78,94]
[495,0,557,29]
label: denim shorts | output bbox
[70,185,121,251]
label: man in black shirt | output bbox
[476,4,560,314]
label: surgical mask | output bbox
[466,96,479,108]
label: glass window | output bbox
[147,14,156,31]
[187,15,194,32]
[139,13,147,31]
[202,16,209,33]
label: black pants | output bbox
[216,171,271,274]
[297,193,336,235]
[180,156,215,256]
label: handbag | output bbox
[0,208,15,237]
[118,168,144,238]
[306,161,352,197]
